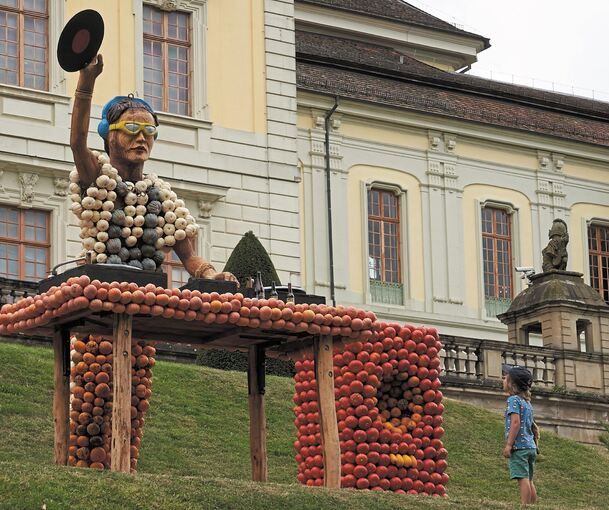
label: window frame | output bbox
[477,200,519,319]
[0,0,49,91]
[0,205,50,281]
[362,182,407,307]
[481,205,514,300]
[142,4,192,116]
[135,0,208,120]
[367,187,402,284]
[587,221,609,303]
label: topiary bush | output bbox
[196,348,295,378]
[224,231,281,288]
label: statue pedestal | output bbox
[498,270,609,395]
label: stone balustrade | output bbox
[0,277,39,305]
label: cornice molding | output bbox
[297,92,609,164]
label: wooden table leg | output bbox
[248,344,268,482]
[111,313,132,473]
[314,334,340,488]
[53,327,70,465]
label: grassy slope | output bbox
[0,341,608,510]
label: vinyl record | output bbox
[57,9,104,72]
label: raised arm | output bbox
[70,54,104,186]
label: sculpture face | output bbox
[107,109,156,171]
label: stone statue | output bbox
[542,219,569,272]
[69,53,236,283]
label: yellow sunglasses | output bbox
[108,121,158,138]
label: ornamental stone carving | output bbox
[54,177,70,197]
[19,172,39,204]
[198,199,213,219]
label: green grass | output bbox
[0,341,608,509]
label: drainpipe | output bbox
[324,97,339,307]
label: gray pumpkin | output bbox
[152,250,166,266]
[106,238,122,254]
[118,247,130,262]
[142,228,158,245]
[144,213,158,228]
[141,244,155,258]
[129,247,142,260]
[115,181,128,196]
[111,209,126,226]
[141,258,156,271]
[147,187,161,202]
[107,224,122,239]
[146,200,162,215]
[107,254,122,265]
[128,259,143,269]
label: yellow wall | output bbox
[207,0,266,133]
[339,119,429,152]
[65,0,267,134]
[65,2,133,103]
[297,111,314,130]
[347,166,425,302]
[570,203,609,274]
[564,159,609,184]
[458,140,538,171]
[462,185,533,310]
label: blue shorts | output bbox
[509,448,536,480]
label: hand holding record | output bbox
[57,9,104,72]
[80,53,104,83]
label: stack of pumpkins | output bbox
[68,334,156,471]
[293,322,447,496]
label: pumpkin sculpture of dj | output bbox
[69,54,236,283]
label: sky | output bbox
[406,0,609,102]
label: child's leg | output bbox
[518,479,532,505]
[529,480,537,504]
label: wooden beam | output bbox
[111,313,132,473]
[52,328,70,465]
[248,344,268,482]
[314,334,340,488]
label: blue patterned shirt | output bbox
[504,395,536,450]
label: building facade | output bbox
[0,0,301,289]
[294,0,609,342]
[1,0,608,348]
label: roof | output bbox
[296,32,609,146]
[297,0,490,48]
[296,31,609,119]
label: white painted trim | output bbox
[0,83,69,105]
[135,0,209,119]
[48,0,66,95]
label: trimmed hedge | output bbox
[224,231,281,288]
[196,349,295,378]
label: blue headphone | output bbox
[97,96,157,140]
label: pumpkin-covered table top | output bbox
[0,274,377,353]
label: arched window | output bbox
[367,187,403,305]
[481,205,513,315]
[588,223,609,303]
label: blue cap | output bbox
[97,95,156,140]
